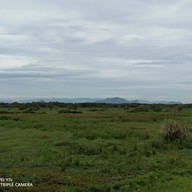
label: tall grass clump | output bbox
[161,120,189,142]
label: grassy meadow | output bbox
[0,103,192,191]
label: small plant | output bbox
[20,156,25,162]
[132,144,138,151]
[161,120,189,142]
[74,159,80,167]
[177,105,184,112]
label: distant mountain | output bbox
[11,98,99,103]
[0,99,14,103]
[151,101,182,104]
[95,97,128,104]
[94,98,182,104]
[0,97,182,104]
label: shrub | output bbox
[131,105,150,112]
[58,110,82,114]
[150,105,162,112]
[161,120,189,142]
[177,105,184,112]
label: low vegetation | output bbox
[161,120,189,142]
[0,103,191,191]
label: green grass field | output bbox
[0,105,192,191]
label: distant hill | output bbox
[95,97,128,104]
[0,97,182,104]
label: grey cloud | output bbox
[0,0,192,102]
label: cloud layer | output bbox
[1,0,192,102]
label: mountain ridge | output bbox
[0,97,182,104]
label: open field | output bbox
[0,103,192,191]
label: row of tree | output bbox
[0,101,189,111]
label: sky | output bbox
[1,0,192,102]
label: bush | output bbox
[161,120,189,142]
[131,105,150,112]
[58,110,82,114]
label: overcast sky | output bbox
[1,0,192,102]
